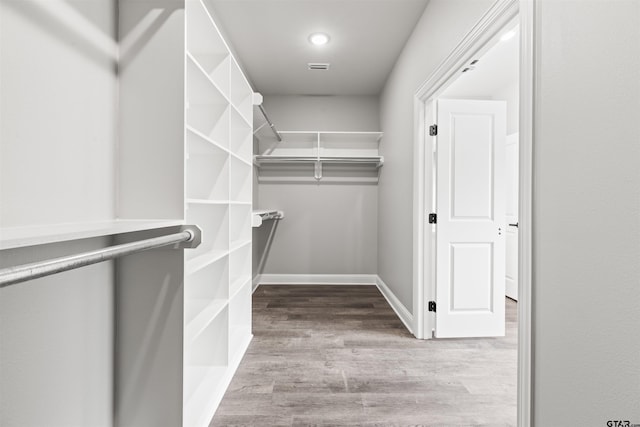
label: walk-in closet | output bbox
[0,0,518,424]
[3,0,640,426]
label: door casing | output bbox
[505,132,519,301]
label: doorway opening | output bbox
[412,0,532,424]
[431,18,519,337]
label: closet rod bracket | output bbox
[314,161,323,180]
[174,225,202,249]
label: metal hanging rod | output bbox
[0,226,201,288]
[254,156,384,165]
[256,104,282,142]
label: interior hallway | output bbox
[210,285,517,426]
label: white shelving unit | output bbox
[254,131,384,182]
[183,1,254,425]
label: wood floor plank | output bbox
[210,285,517,426]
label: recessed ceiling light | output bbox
[501,30,516,42]
[309,32,330,46]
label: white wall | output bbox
[532,0,640,423]
[442,72,519,134]
[118,0,185,221]
[442,66,519,134]
[254,95,379,277]
[0,1,117,425]
[378,0,495,311]
[261,95,380,131]
[0,240,115,427]
[441,81,519,134]
[0,0,118,227]
[493,78,519,135]
[257,183,378,275]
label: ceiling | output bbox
[206,0,430,96]
[442,25,520,99]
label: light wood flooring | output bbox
[210,285,517,426]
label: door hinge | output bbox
[429,124,438,136]
[428,301,436,312]
[428,213,437,224]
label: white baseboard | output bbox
[253,273,414,335]
[375,275,414,335]
[255,274,378,285]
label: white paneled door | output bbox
[434,99,506,338]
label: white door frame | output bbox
[411,0,533,425]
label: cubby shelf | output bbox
[187,53,229,104]
[184,366,228,427]
[186,125,252,168]
[229,277,252,301]
[186,199,230,205]
[229,239,251,253]
[184,54,252,132]
[229,150,253,167]
[230,278,252,299]
[184,365,227,406]
[186,200,252,207]
[230,158,252,203]
[186,125,227,153]
[185,298,228,345]
[185,249,228,276]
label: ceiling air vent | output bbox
[308,62,330,71]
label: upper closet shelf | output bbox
[254,131,384,182]
[0,219,185,250]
